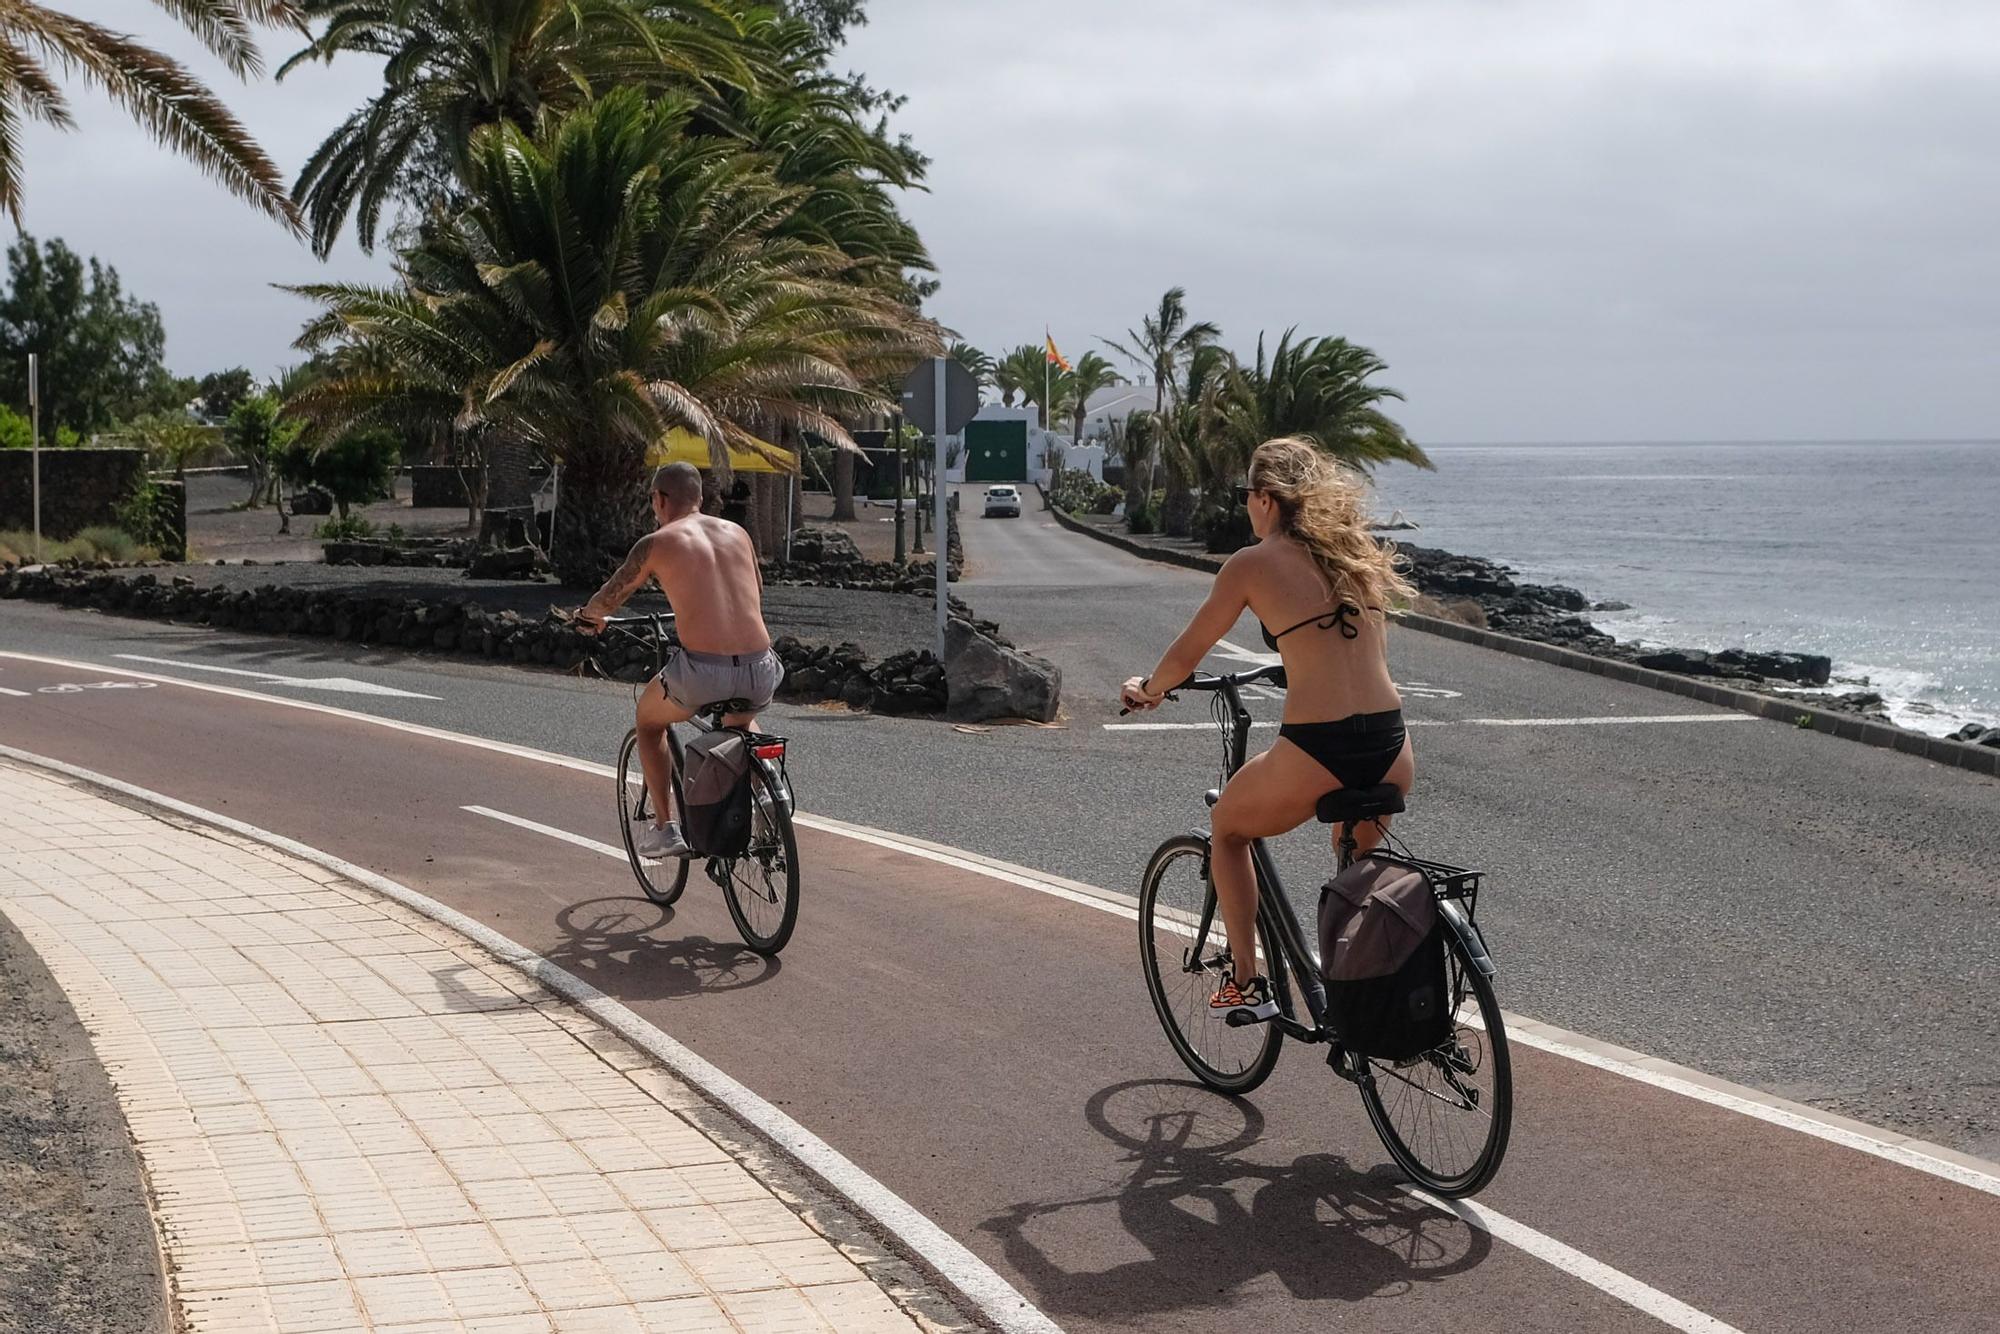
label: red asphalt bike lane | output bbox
[1,654,1995,1334]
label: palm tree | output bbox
[286,89,937,584]
[1215,329,1430,473]
[992,343,1042,409]
[1101,287,1219,526]
[948,341,994,390]
[0,0,302,226]
[282,0,758,256]
[1064,352,1125,454]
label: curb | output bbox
[1042,495,2000,779]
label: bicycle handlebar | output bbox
[598,612,676,626]
[1118,663,1285,715]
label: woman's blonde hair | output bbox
[1247,436,1414,609]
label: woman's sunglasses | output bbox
[1234,485,1257,506]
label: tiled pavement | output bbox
[0,759,920,1333]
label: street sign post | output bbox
[901,359,978,658]
[27,353,40,563]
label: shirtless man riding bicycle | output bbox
[575,462,783,859]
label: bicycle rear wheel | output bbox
[617,729,689,906]
[720,767,799,955]
[1357,928,1512,1196]
[1139,835,1282,1095]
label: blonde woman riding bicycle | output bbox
[1122,437,1416,1020]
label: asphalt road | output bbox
[4,494,1997,1164]
[1,650,1995,1333]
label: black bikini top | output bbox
[1260,602,1381,652]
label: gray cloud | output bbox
[14,1,1997,442]
[846,0,2000,441]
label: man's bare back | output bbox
[583,512,769,655]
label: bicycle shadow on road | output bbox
[534,896,781,1001]
[979,1079,1490,1322]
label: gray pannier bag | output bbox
[1318,853,1452,1061]
[680,730,754,857]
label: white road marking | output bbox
[5,649,1995,1201]
[1106,720,1280,731]
[1409,1190,1744,1333]
[1103,713,1752,731]
[1211,636,1280,667]
[0,746,1061,1334]
[0,685,30,697]
[1460,713,1752,727]
[113,653,441,699]
[464,805,626,860]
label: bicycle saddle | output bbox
[699,697,757,720]
[1315,783,1405,825]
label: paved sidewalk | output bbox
[0,759,920,1334]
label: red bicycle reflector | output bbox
[753,743,786,760]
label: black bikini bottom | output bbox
[1278,708,1408,790]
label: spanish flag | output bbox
[1044,331,1071,373]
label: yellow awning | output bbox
[647,427,793,475]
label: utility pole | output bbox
[891,409,905,564]
[28,353,41,563]
[932,355,948,659]
[912,439,926,555]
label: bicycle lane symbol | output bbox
[32,681,160,694]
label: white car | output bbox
[983,485,1021,518]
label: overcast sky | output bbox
[20,0,1999,443]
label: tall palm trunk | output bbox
[832,446,857,521]
[1162,454,1196,537]
[551,448,649,587]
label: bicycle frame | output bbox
[1186,669,1337,1045]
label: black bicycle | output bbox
[604,613,800,955]
[1136,666,1512,1196]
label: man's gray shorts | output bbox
[658,646,784,713]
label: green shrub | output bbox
[309,427,400,517]
[315,514,376,541]
[1092,485,1123,515]
[1126,502,1157,535]
[0,406,29,450]
[72,525,149,563]
[1048,472,1106,515]
[0,407,84,448]
[113,472,186,561]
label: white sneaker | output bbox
[633,822,691,860]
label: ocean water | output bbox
[1369,440,2000,737]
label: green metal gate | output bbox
[963,420,1027,482]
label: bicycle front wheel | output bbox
[1358,927,1512,1197]
[720,767,799,955]
[617,729,688,906]
[1139,834,1282,1095]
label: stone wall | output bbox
[0,448,145,539]
[410,465,477,509]
[0,567,952,716]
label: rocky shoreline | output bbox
[1398,543,1998,747]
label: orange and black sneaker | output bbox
[1209,975,1279,1022]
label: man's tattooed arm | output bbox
[576,537,652,631]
